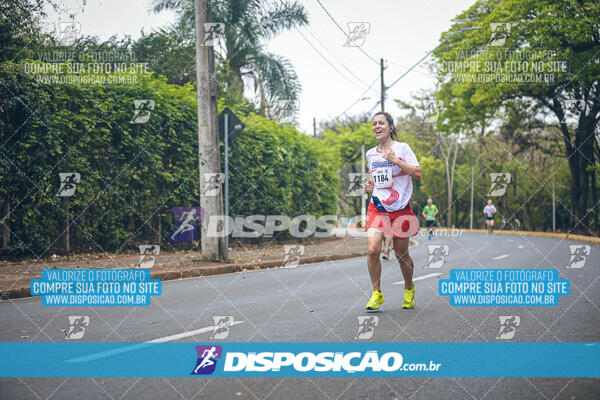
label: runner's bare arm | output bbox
[382,150,421,179]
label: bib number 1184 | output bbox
[373,168,392,189]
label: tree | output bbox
[419,156,447,224]
[433,0,600,233]
[395,94,462,227]
[321,121,373,216]
[437,134,459,227]
[0,0,48,63]
[150,0,308,113]
[133,20,197,86]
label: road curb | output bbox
[4,232,597,301]
[1,286,31,300]
[435,228,600,245]
[2,238,421,300]
[149,250,381,281]
[1,250,376,301]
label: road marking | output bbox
[147,321,243,343]
[65,321,244,363]
[518,245,524,249]
[393,273,442,285]
[492,254,510,260]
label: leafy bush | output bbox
[0,66,337,257]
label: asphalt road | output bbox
[1,232,599,399]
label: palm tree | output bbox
[151,0,308,118]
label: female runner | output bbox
[364,112,421,310]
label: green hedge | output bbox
[0,65,337,257]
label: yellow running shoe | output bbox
[366,290,385,310]
[402,286,415,309]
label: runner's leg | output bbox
[393,237,414,290]
[382,235,392,259]
[367,228,384,291]
[427,220,435,239]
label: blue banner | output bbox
[439,269,569,306]
[0,342,598,378]
[30,269,161,306]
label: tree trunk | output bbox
[592,168,598,233]
[446,163,452,227]
[477,125,485,178]
[566,129,592,234]
[523,198,529,231]
[75,215,83,246]
[554,100,596,234]
[156,213,162,243]
[438,134,458,228]
[444,141,458,228]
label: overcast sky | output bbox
[45,0,476,134]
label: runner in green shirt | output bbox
[422,198,438,240]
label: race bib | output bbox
[372,167,392,189]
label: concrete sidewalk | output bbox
[0,235,377,300]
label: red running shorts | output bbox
[365,201,420,238]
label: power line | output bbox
[295,28,371,92]
[267,0,383,123]
[314,0,379,65]
[387,60,434,78]
[303,27,375,92]
[386,27,481,91]
[367,100,381,115]
[336,75,380,118]
[266,0,373,93]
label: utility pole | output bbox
[313,117,317,137]
[380,58,385,112]
[470,165,474,230]
[194,0,225,260]
[224,112,229,259]
[552,154,556,232]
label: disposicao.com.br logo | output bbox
[191,345,222,375]
[191,347,441,376]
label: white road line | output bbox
[393,273,442,285]
[64,321,244,363]
[147,321,243,343]
[492,254,510,260]
[518,245,524,249]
